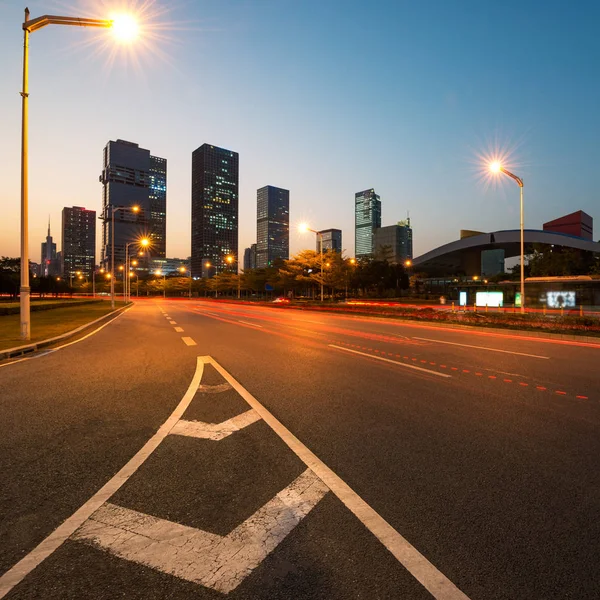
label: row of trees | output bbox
[1,251,410,300]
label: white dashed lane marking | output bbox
[174,327,184,333]
[182,337,197,346]
[412,337,550,359]
[329,345,452,378]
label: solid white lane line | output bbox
[412,337,550,359]
[0,358,205,599]
[238,320,263,328]
[174,327,184,333]
[329,345,451,378]
[182,337,197,346]
[170,410,261,441]
[0,306,133,369]
[207,357,468,600]
[73,470,327,594]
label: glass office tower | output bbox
[256,185,289,268]
[355,188,381,258]
[191,144,239,277]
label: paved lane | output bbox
[1,299,599,599]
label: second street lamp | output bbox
[179,266,192,298]
[299,223,324,302]
[489,161,525,313]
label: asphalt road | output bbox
[1,299,599,599]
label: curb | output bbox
[0,304,130,360]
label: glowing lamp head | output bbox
[111,14,139,43]
[404,259,412,267]
[350,258,356,265]
[155,270,162,276]
[489,161,502,174]
[140,238,150,247]
[131,205,140,213]
[298,223,310,234]
[226,255,234,264]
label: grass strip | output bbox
[0,302,126,351]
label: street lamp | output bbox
[125,237,149,302]
[489,161,525,313]
[179,266,192,298]
[155,270,166,299]
[18,10,138,339]
[108,205,140,308]
[299,223,324,302]
[224,255,241,299]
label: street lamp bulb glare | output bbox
[131,205,140,213]
[489,161,502,173]
[298,223,309,233]
[111,14,139,42]
[140,238,150,246]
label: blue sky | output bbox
[0,0,598,263]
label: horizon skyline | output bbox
[1,1,598,264]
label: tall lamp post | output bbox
[125,237,149,302]
[109,205,140,308]
[225,255,240,299]
[155,270,166,298]
[18,10,138,339]
[489,162,525,313]
[179,267,192,298]
[299,224,324,302]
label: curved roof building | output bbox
[414,228,600,277]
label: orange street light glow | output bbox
[489,161,502,173]
[140,237,150,246]
[111,14,139,43]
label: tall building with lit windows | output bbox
[99,139,167,271]
[355,188,381,258]
[149,155,167,259]
[61,206,96,277]
[256,185,289,268]
[191,144,239,277]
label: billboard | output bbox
[475,291,503,307]
[546,291,576,308]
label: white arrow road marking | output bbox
[72,469,328,594]
[207,356,470,600]
[0,357,205,599]
[170,409,261,441]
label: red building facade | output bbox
[543,210,593,240]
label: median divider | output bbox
[0,303,130,361]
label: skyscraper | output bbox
[191,144,239,277]
[40,217,57,277]
[373,219,413,263]
[149,155,167,259]
[256,185,289,268]
[355,188,381,258]
[61,206,96,277]
[99,139,167,271]
[316,229,342,253]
